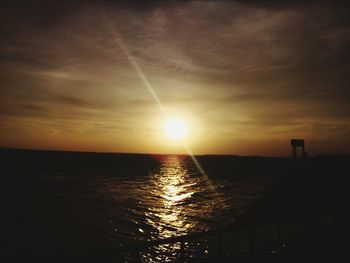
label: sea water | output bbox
[4,150,284,262]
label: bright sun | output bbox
[164,118,188,140]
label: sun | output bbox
[164,118,188,140]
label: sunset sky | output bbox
[1,1,350,156]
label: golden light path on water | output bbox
[146,157,195,239]
[139,156,227,262]
[144,157,194,262]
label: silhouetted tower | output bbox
[291,139,307,159]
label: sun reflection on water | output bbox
[134,155,232,262]
[138,156,206,262]
[145,156,197,240]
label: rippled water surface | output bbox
[7,153,282,262]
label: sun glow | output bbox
[164,118,188,140]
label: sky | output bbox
[1,1,350,156]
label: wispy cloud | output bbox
[0,1,349,155]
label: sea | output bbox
[2,148,290,262]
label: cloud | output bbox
[0,1,350,154]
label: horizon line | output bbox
[1,146,348,158]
